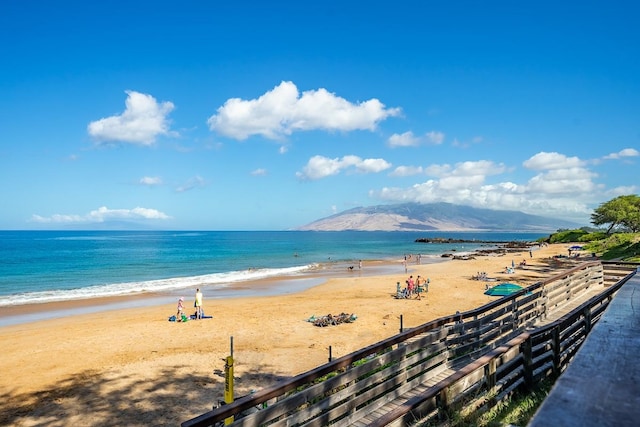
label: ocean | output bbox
[0,230,547,308]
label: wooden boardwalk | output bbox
[352,267,626,426]
[182,262,638,427]
[533,281,608,327]
[529,269,640,427]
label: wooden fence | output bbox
[182,261,637,427]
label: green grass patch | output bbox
[419,381,553,427]
[475,381,552,427]
[546,230,640,261]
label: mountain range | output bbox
[295,203,582,232]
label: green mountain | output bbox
[296,202,582,232]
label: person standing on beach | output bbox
[194,288,203,319]
[407,275,415,295]
[176,297,184,319]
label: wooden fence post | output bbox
[486,358,497,391]
[522,335,533,390]
[583,306,592,335]
[552,327,561,378]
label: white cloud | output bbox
[526,167,598,194]
[373,154,598,222]
[603,148,640,160]
[451,160,506,176]
[523,152,584,170]
[388,131,420,147]
[88,91,175,145]
[356,158,392,173]
[390,165,424,177]
[175,176,206,193]
[426,131,445,144]
[296,155,391,180]
[388,130,445,147]
[424,164,452,177]
[30,206,171,224]
[140,176,162,186]
[208,81,401,140]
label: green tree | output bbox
[591,195,640,234]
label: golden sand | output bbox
[0,243,570,426]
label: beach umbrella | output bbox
[569,245,584,250]
[484,283,523,297]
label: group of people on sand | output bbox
[175,288,204,322]
[474,271,489,280]
[396,275,430,300]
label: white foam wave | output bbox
[0,264,315,306]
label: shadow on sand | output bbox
[1,366,289,426]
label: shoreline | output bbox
[0,257,428,327]
[0,243,567,426]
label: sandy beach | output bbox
[0,243,571,426]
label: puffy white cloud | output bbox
[388,131,420,147]
[296,155,391,180]
[523,152,584,170]
[208,81,401,140]
[424,164,452,177]
[356,158,392,173]
[422,160,506,179]
[526,167,598,194]
[603,148,639,160]
[388,130,445,147]
[390,165,424,177]
[438,174,486,190]
[451,160,507,176]
[30,206,171,224]
[374,153,597,222]
[88,91,175,145]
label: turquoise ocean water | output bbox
[0,230,548,308]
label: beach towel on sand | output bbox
[168,314,190,322]
[189,314,213,320]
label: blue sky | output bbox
[1,1,638,230]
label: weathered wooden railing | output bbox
[182,261,636,427]
[368,264,637,427]
[528,264,640,427]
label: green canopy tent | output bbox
[484,283,523,297]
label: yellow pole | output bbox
[224,337,234,425]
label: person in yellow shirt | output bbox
[194,288,203,319]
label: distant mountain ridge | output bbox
[295,202,581,232]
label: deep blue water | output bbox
[0,230,547,306]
